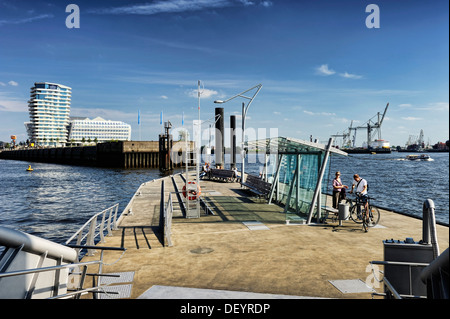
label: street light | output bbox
[214,83,262,183]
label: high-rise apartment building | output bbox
[26,82,71,146]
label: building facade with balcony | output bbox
[26,82,71,147]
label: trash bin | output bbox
[338,203,349,220]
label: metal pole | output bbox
[230,115,236,169]
[241,102,246,183]
[268,154,283,204]
[306,138,333,224]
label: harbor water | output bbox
[0,151,448,244]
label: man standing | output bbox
[350,174,369,220]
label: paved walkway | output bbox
[82,173,449,299]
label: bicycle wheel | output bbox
[350,203,364,224]
[367,205,380,227]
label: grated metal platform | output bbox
[97,271,135,299]
[242,221,270,231]
[99,271,135,285]
[98,284,133,299]
[329,279,375,294]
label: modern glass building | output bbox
[26,82,71,147]
[249,137,347,224]
[67,117,131,144]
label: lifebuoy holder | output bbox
[182,181,201,200]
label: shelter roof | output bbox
[247,136,347,156]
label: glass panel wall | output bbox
[252,137,344,224]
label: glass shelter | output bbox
[248,137,347,224]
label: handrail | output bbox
[420,247,449,284]
[0,246,126,299]
[65,203,119,259]
[164,192,174,247]
[370,260,431,299]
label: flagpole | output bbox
[138,109,141,141]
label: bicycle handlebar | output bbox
[348,192,376,200]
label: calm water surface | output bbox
[0,151,448,244]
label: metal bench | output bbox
[241,174,272,199]
[209,169,235,182]
[321,206,339,223]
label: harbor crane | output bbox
[331,103,389,149]
[332,120,356,148]
[355,102,389,146]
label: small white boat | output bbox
[406,154,433,161]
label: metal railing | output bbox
[0,246,126,299]
[65,203,119,259]
[370,260,430,299]
[369,199,446,299]
[164,192,174,247]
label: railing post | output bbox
[87,220,96,256]
[106,206,113,236]
[112,203,119,230]
[99,210,106,243]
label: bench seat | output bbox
[241,174,272,199]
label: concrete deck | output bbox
[82,173,449,299]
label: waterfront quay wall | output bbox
[0,141,186,169]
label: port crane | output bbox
[331,120,356,148]
[332,103,389,148]
[353,102,389,147]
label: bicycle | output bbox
[346,192,380,232]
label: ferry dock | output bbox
[80,172,449,299]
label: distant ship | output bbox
[342,139,391,154]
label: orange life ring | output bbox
[182,181,201,200]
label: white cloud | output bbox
[187,88,218,99]
[8,81,18,86]
[402,116,422,121]
[315,65,363,79]
[419,102,449,111]
[160,95,168,99]
[70,107,145,123]
[316,64,335,76]
[260,1,273,7]
[0,93,27,112]
[399,102,448,111]
[89,0,271,15]
[339,72,362,79]
[303,110,336,116]
[0,14,53,27]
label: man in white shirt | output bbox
[350,174,369,221]
[351,174,367,195]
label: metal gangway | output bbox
[0,204,127,299]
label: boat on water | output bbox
[406,154,434,161]
[26,165,33,171]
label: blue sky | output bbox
[0,0,448,147]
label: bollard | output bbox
[338,203,349,226]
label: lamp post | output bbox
[214,84,262,183]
